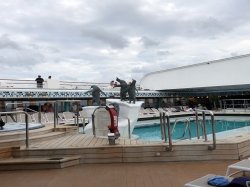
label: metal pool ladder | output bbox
[159,109,216,151]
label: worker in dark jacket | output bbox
[128,79,137,104]
[35,75,44,88]
[115,77,128,101]
[84,85,106,106]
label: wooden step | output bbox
[0,147,19,159]
[0,156,81,170]
[11,142,241,164]
[0,125,54,141]
[0,131,67,148]
[0,125,78,148]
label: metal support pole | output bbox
[195,112,200,139]
[92,114,96,137]
[25,113,29,148]
[159,112,164,140]
[202,111,208,141]
[82,117,85,134]
[128,118,131,139]
[208,113,216,150]
[38,103,41,123]
[53,102,57,130]
[187,120,191,140]
[166,113,173,151]
[162,112,167,142]
[76,102,79,132]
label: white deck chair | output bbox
[184,174,232,187]
[163,107,171,112]
[16,113,33,123]
[226,159,250,176]
[185,159,250,187]
[151,108,160,116]
[31,112,47,124]
[44,112,55,124]
[44,112,65,125]
[151,108,160,113]
[62,112,76,124]
[79,111,89,124]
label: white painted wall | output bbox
[140,54,250,90]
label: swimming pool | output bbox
[133,116,250,141]
[0,122,44,132]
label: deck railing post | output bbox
[128,118,131,139]
[195,111,200,139]
[162,112,167,142]
[25,112,29,148]
[187,119,191,140]
[165,112,173,151]
[92,114,96,137]
[54,102,57,130]
[76,102,79,133]
[38,103,41,123]
[82,117,85,134]
[159,112,164,140]
[208,112,216,150]
[202,111,208,141]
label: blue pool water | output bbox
[132,118,250,141]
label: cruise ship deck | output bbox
[1,76,250,187]
[1,110,250,165]
[0,111,248,187]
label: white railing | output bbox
[222,99,250,111]
[0,78,144,91]
[0,78,111,90]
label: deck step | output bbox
[0,125,77,141]
[0,131,67,148]
[0,126,54,141]
[0,156,81,170]
[0,125,78,148]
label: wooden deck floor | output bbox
[0,160,235,187]
[27,133,163,149]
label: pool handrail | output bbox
[183,118,191,140]
[195,109,216,150]
[172,118,190,135]
[188,116,203,139]
[160,111,173,151]
[159,109,216,151]
[0,111,30,148]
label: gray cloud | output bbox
[0,35,20,50]
[0,48,44,67]
[0,35,45,67]
[0,0,250,81]
[81,27,129,49]
[140,36,160,47]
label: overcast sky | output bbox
[0,0,250,83]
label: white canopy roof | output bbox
[140,54,250,92]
